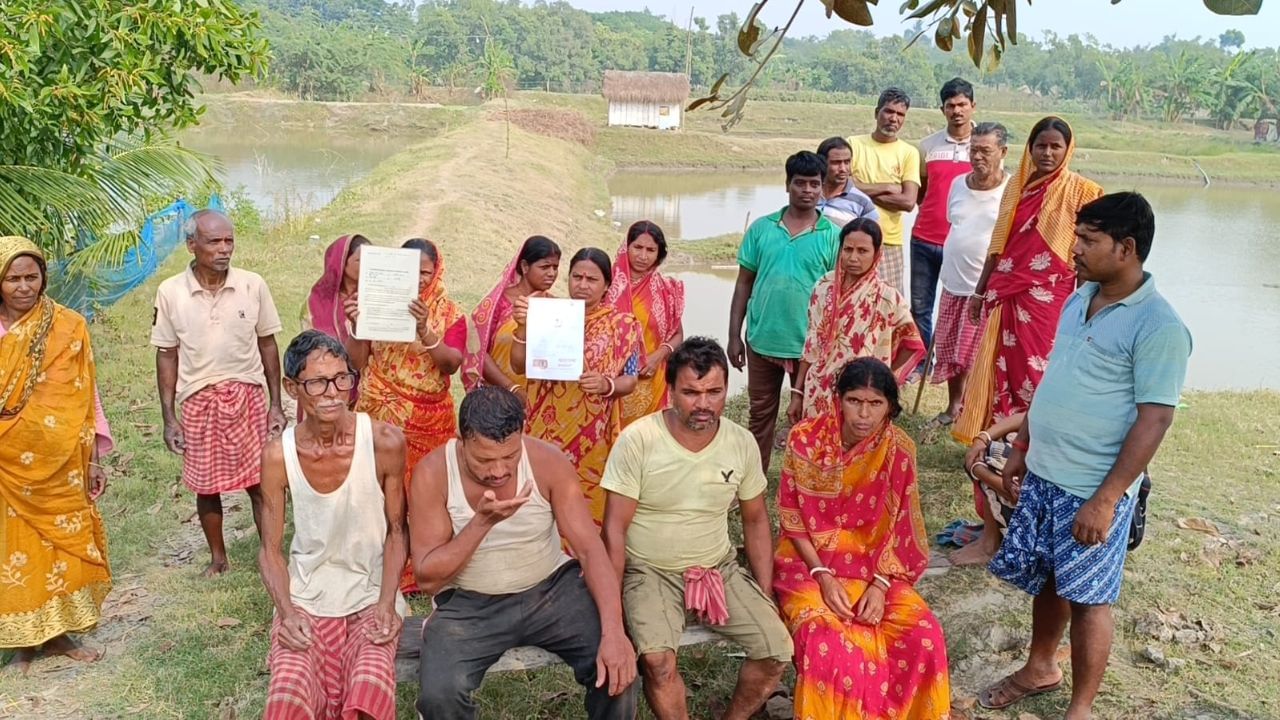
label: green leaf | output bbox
[738,2,766,56]
[1202,0,1263,14]
[968,3,987,67]
[822,0,875,25]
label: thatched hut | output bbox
[602,70,690,130]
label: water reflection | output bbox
[649,174,1280,391]
[181,129,403,221]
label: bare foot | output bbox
[950,539,998,566]
[41,634,102,663]
[6,647,37,675]
[202,559,230,577]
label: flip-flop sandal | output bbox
[977,673,1063,710]
[922,412,955,430]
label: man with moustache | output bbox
[849,86,922,295]
[256,331,408,720]
[727,151,840,471]
[981,192,1191,719]
[602,338,791,720]
[816,136,880,228]
[410,386,637,720]
[911,78,977,357]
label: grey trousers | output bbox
[417,561,639,720]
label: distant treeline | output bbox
[247,0,1278,127]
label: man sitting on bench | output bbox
[410,386,638,720]
[602,338,792,720]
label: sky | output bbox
[557,0,1280,49]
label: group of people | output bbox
[0,77,1193,720]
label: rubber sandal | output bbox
[977,673,1063,710]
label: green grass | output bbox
[2,98,1278,720]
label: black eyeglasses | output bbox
[298,372,358,397]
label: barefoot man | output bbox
[257,331,408,720]
[152,209,286,576]
[411,386,638,720]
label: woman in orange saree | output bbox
[460,236,561,397]
[952,117,1103,444]
[511,248,644,524]
[788,218,925,425]
[1,237,113,671]
[345,238,465,593]
[606,221,685,427]
[774,358,951,720]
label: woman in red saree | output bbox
[300,234,369,408]
[953,117,1103,444]
[787,218,925,425]
[460,236,561,397]
[774,358,951,720]
[511,248,644,524]
[345,238,464,592]
[606,221,684,427]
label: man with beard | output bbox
[849,87,922,294]
[727,151,840,471]
[410,387,637,720]
[602,338,791,720]
[816,136,879,228]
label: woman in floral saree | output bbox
[1,237,113,672]
[953,116,1103,444]
[787,218,925,424]
[606,221,684,427]
[345,238,464,592]
[774,358,950,720]
[461,235,561,397]
[511,248,643,524]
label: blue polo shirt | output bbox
[737,207,840,358]
[1026,273,1192,499]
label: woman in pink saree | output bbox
[300,234,369,407]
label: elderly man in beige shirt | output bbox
[151,209,285,577]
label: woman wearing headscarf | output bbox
[461,236,562,399]
[953,116,1104,444]
[344,238,464,592]
[300,234,369,408]
[606,221,685,427]
[1,237,114,672]
[787,218,925,425]
[510,247,644,524]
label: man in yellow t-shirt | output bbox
[602,337,791,720]
[849,86,922,295]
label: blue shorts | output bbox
[988,472,1136,606]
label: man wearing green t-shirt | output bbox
[602,338,792,720]
[728,151,840,472]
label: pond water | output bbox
[615,172,1280,391]
[181,129,403,221]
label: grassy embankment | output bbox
[1,97,1277,720]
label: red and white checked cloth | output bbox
[180,380,268,495]
[263,606,399,720]
[683,567,729,626]
[932,289,985,384]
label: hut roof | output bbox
[602,71,691,104]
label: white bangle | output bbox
[789,387,803,396]
[604,376,616,397]
[809,566,834,579]
[873,573,892,590]
[420,335,441,351]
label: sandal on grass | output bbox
[977,673,1063,710]
[922,412,954,430]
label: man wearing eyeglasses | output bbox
[256,330,410,720]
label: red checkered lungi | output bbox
[932,289,985,384]
[264,606,398,720]
[179,380,268,495]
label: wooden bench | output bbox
[394,616,720,682]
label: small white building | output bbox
[602,70,690,130]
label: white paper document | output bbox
[355,246,420,342]
[525,297,585,381]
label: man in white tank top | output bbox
[409,387,638,720]
[257,331,409,720]
[602,338,792,720]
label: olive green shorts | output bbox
[622,555,793,662]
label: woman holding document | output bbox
[510,247,643,524]
[344,238,465,591]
